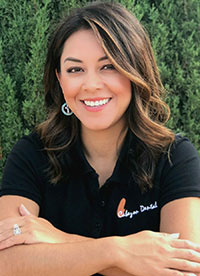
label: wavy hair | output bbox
[37,1,174,191]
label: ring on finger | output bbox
[13,224,21,236]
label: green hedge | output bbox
[0,0,199,180]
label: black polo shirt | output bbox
[1,131,200,273]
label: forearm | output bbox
[100,268,134,276]
[0,238,114,276]
[50,231,134,276]
[60,232,134,276]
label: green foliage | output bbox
[0,42,23,174]
[0,0,199,181]
[21,0,51,131]
[147,0,200,147]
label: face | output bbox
[56,29,131,133]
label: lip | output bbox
[80,97,111,112]
[81,97,111,101]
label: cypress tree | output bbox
[0,42,23,176]
[0,0,199,182]
[145,0,200,150]
[21,0,51,132]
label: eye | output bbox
[101,64,115,70]
[67,67,84,73]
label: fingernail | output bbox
[170,233,180,239]
[21,204,31,214]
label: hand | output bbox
[113,230,200,276]
[0,204,68,250]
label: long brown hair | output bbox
[37,1,174,191]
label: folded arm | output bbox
[1,195,200,276]
[0,195,133,276]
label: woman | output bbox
[0,1,200,275]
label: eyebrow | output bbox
[64,56,108,63]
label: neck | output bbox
[81,124,128,162]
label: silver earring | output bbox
[61,103,73,116]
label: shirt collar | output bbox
[67,136,95,176]
[67,130,136,182]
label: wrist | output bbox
[109,235,135,270]
[96,236,117,269]
[104,236,123,268]
[55,228,91,243]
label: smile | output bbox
[82,98,111,107]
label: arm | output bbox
[2,229,200,276]
[0,195,133,276]
[160,197,200,276]
[0,237,115,276]
[160,197,200,242]
[2,135,200,275]
[1,196,200,276]
[100,196,200,276]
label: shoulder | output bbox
[155,134,200,208]
[170,134,199,161]
[12,131,44,152]
[4,131,48,173]
[9,131,47,161]
[157,134,200,173]
[1,132,47,205]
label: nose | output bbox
[82,71,103,91]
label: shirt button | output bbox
[101,200,105,207]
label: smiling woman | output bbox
[56,28,131,133]
[0,1,200,276]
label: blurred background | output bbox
[0,0,199,180]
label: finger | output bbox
[0,217,24,233]
[168,258,200,274]
[0,228,13,243]
[164,268,198,276]
[172,248,200,263]
[170,233,180,239]
[157,232,180,240]
[19,204,31,216]
[0,220,16,234]
[0,234,25,250]
[0,215,34,235]
[172,239,200,252]
[0,223,24,243]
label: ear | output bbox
[55,69,61,82]
[55,69,64,92]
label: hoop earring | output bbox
[61,103,73,116]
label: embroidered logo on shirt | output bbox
[117,198,158,219]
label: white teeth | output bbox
[84,98,109,107]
